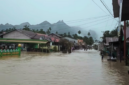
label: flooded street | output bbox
[0,50,129,85]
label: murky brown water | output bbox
[0,50,129,85]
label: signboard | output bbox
[112,0,123,36]
[113,0,129,21]
[121,0,129,21]
[112,0,120,18]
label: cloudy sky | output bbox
[0,0,118,38]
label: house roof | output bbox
[49,33,62,38]
[2,29,37,39]
[33,33,60,42]
[17,29,36,38]
[105,37,119,45]
[0,38,48,44]
[33,33,51,41]
[63,37,78,43]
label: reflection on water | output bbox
[0,50,129,85]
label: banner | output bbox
[112,0,120,18]
[121,0,129,21]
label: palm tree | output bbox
[78,30,81,35]
[56,31,58,34]
[88,32,90,37]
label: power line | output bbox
[81,18,113,29]
[66,15,110,24]
[109,19,115,29]
[105,18,110,29]
[92,0,108,14]
[100,0,114,17]
[65,15,109,23]
[56,17,112,32]
[76,16,111,26]
[102,0,112,12]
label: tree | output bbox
[0,30,3,33]
[49,27,51,31]
[9,28,12,32]
[83,36,88,45]
[73,34,78,39]
[88,32,90,37]
[68,32,72,38]
[88,37,94,45]
[59,34,63,36]
[46,29,50,34]
[110,28,117,37]
[12,27,16,31]
[78,30,81,35]
[36,29,39,33]
[64,33,67,37]
[49,27,51,33]
[56,31,58,34]
[5,29,9,32]
[39,29,45,34]
[32,29,35,32]
[23,25,30,31]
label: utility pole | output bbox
[124,21,127,64]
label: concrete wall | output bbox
[3,31,30,39]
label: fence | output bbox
[0,49,21,57]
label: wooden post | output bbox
[124,21,127,65]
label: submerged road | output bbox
[0,50,129,85]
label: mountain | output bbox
[0,20,98,39]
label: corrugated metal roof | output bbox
[63,37,78,43]
[49,33,62,38]
[17,29,36,38]
[105,37,119,45]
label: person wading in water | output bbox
[100,50,104,61]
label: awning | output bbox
[0,38,48,44]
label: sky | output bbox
[0,0,118,39]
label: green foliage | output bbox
[46,29,50,34]
[64,33,67,37]
[93,44,98,50]
[53,46,57,52]
[78,30,81,34]
[49,27,51,31]
[68,32,72,38]
[39,29,45,34]
[73,34,78,39]
[88,32,90,36]
[83,36,88,44]
[32,29,36,32]
[36,29,39,33]
[56,31,58,34]
[88,37,94,45]
[23,25,30,31]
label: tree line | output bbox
[0,25,94,45]
[102,21,129,42]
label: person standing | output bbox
[100,50,104,61]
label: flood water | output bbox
[0,50,129,85]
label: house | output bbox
[48,33,62,51]
[33,33,61,51]
[104,28,129,63]
[120,27,129,65]
[0,29,48,52]
[3,29,36,39]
